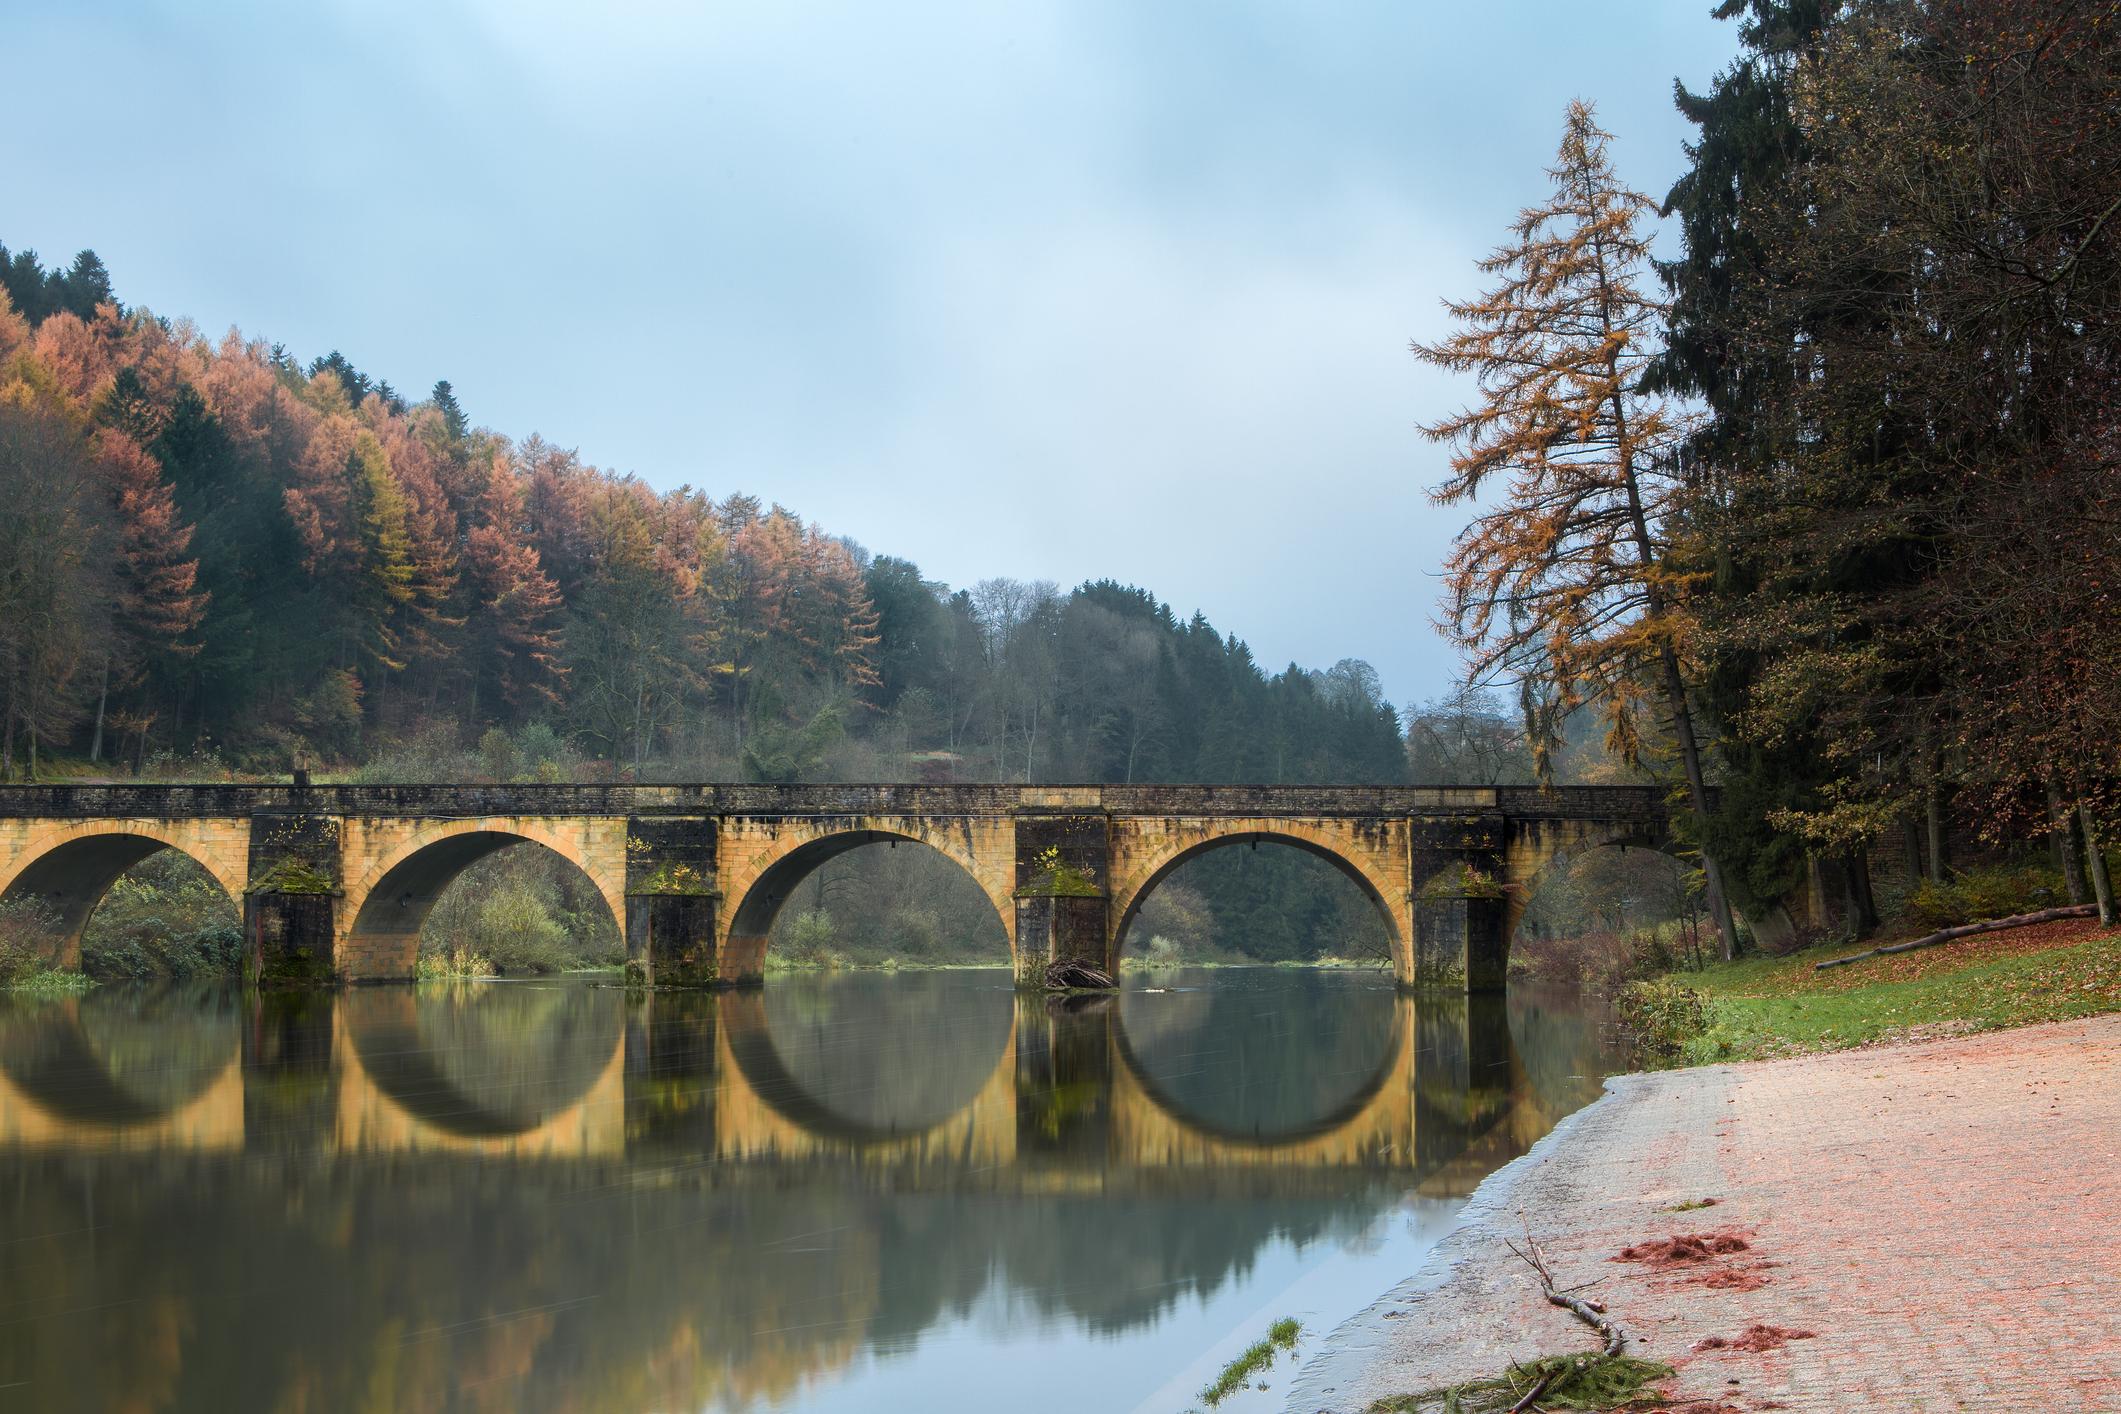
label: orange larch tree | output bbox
[88,429,207,760]
[1413,99,1738,956]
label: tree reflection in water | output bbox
[0,972,1621,1413]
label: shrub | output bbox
[1903,864,2066,930]
[477,727,520,783]
[0,896,65,986]
[78,853,244,982]
[422,846,606,974]
[1616,978,1710,1065]
[1141,934,1185,970]
[779,908,838,964]
[1517,921,1701,988]
[425,878,573,974]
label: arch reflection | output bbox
[720,972,1015,1142]
[1113,974,1404,1145]
[335,983,627,1156]
[0,976,1571,1178]
[0,987,243,1149]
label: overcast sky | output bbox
[6,1,1739,708]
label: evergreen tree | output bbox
[431,379,468,442]
[56,250,114,318]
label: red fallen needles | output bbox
[1692,1324,1816,1354]
[1694,1267,1771,1291]
[1612,1232,1752,1269]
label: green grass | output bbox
[1199,1317,1301,1407]
[4,967,95,996]
[1673,926,2121,1064]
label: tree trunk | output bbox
[2080,804,2117,927]
[2051,783,2090,905]
[1658,648,1740,959]
[1847,849,1879,936]
[1903,814,1925,883]
[1805,855,1829,931]
[90,652,110,764]
[1925,787,1947,884]
[1816,904,2099,970]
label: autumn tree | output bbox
[1414,100,1740,955]
[461,453,564,720]
[563,482,706,768]
[0,398,112,778]
[86,429,207,760]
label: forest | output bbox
[1,0,2115,979]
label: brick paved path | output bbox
[1289,1015,2121,1412]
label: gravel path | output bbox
[1287,1014,2121,1412]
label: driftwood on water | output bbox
[1043,960,1115,990]
[1814,903,2098,971]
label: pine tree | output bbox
[57,251,114,319]
[1414,100,1739,956]
[431,380,468,442]
[1650,0,1835,922]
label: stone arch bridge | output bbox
[0,783,1682,988]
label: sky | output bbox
[4,1,1740,709]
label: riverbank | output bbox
[1288,1012,2121,1412]
[1661,915,2121,1063]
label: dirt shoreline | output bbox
[1287,1014,2121,1412]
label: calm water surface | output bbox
[0,969,1623,1412]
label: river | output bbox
[0,969,1623,1412]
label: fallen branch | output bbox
[1499,1228,1628,1411]
[1505,1229,1627,1359]
[1813,904,2097,971]
[1043,959,1115,990]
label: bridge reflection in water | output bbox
[0,973,1618,1414]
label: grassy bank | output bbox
[1642,916,2121,1064]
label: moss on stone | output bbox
[246,858,339,896]
[632,861,715,896]
[1015,845,1103,898]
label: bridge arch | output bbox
[0,821,248,970]
[1106,821,1411,975]
[341,820,626,980]
[1498,816,1693,963]
[715,816,1018,976]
